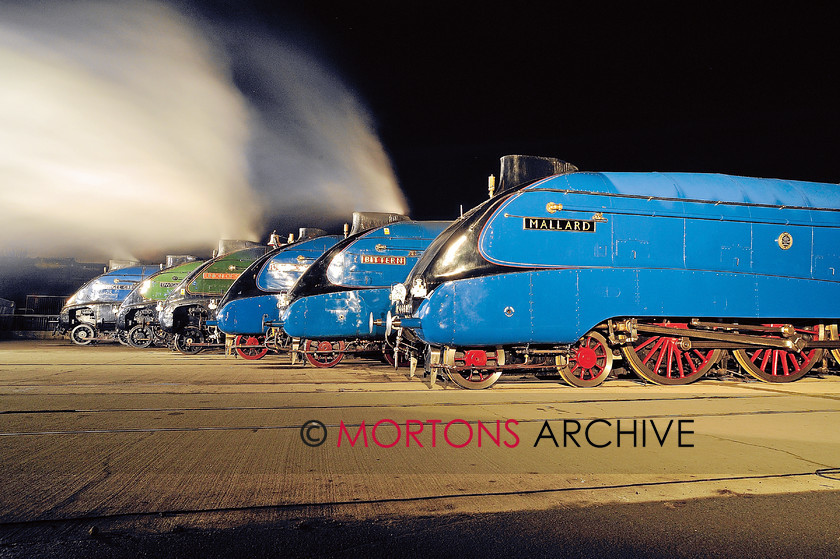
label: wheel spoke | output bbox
[652,340,667,373]
[304,339,345,368]
[622,322,719,385]
[558,331,614,388]
[641,338,665,366]
[446,366,502,389]
[787,352,801,372]
[733,324,822,383]
[759,350,771,370]
[675,345,686,378]
[635,337,657,352]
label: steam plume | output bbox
[0,1,406,261]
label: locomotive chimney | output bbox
[165,255,197,268]
[497,155,578,195]
[348,212,410,236]
[298,228,327,240]
[217,239,262,255]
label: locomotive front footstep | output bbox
[388,154,840,389]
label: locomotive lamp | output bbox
[410,278,427,298]
[208,299,218,310]
[390,283,407,303]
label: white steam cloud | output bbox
[0,1,406,261]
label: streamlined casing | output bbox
[116,259,205,329]
[158,246,268,332]
[59,265,162,330]
[282,220,450,339]
[215,235,342,335]
[406,171,840,347]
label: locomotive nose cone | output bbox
[216,305,229,332]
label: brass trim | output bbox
[777,232,793,250]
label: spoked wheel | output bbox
[127,324,154,348]
[304,339,346,368]
[152,326,171,347]
[70,323,96,346]
[383,349,410,368]
[117,329,131,346]
[445,368,502,390]
[235,335,269,360]
[557,331,613,388]
[174,327,205,355]
[826,325,840,365]
[732,325,823,383]
[621,323,721,385]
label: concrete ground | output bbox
[1,339,839,557]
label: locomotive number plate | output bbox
[202,272,241,280]
[524,218,596,232]
[361,255,406,265]
[268,262,308,273]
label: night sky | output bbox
[206,2,840,222]
[0,2,837,304]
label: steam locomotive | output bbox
[281,217,450,366]
[116,257,204,348]
[58,261,164,345]
[389,155,840,388]
[157,241,268,354]
[214,228,342,359]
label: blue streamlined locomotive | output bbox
[389,155,840,389]
[59,262,164,345]
[281,218,450,367]
[217,212,421,363]
[215,229,342,359]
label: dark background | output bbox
[3,2,838,307]
[197,2,840,221]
